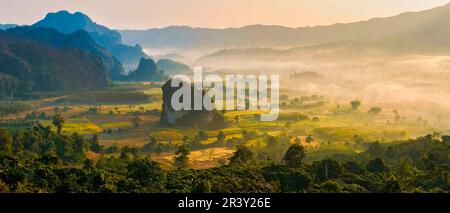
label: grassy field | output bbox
[151,147,235,169]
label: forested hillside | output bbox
[33,10,147,68]
[0,28,110,99]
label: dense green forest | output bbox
[0,123,447,193]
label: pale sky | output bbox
[1,0,450,29]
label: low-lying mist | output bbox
[179,50,450,132]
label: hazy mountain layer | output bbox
[156,59,191,76]
[120,3,450,50]
[0,24,17,30]
[127,57,168,82]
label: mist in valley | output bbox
[149,45,450,134]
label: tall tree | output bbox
[315,159,343,181]
[343,161,366,174]
[127,158,166,191]
[89,135,102,153]
[305,135,314,144]
[229,146,254,165]
[283,144,306,168]
[367,158,390,173]
[350,100,361,110]
[0,128,13,153]
[173,145,189,169]
[52,114,65,135]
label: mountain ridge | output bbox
[0,24,17,30]
[33,10,147,68]
[8,26,126,80]
[119,3,450,50]
[0,28,110,99]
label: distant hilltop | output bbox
[0,24,17,30]
[0,11,196,100]
[119,3,450,52]
[33,10,147,68]
[0,27,110,99]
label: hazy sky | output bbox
[1,0,450,29]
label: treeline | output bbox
[0,102,31,115]
[0,125,447,193]
[55,91,150,105]
[0,124,91,163]
[0,73,21,100]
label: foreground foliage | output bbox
[0,126,448,193]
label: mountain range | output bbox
[33,10,147,68]
[0,9,201,100]
[119,3,450,55]
[0,28,109,99]
[2,3,450,98]
[8,26,125,80]
[0,24,17,30]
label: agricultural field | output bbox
[0,81,440,168]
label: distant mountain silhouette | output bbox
[0,28,109,99]
[195,47,294,64]
[120,3,450,51]
[127,57,168,81]
[156,59,191,76]
[153,53,186,62]
[33,10,147,68]
[194,3,450,63]
[0,24,17,30]
[197,22,450,64]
